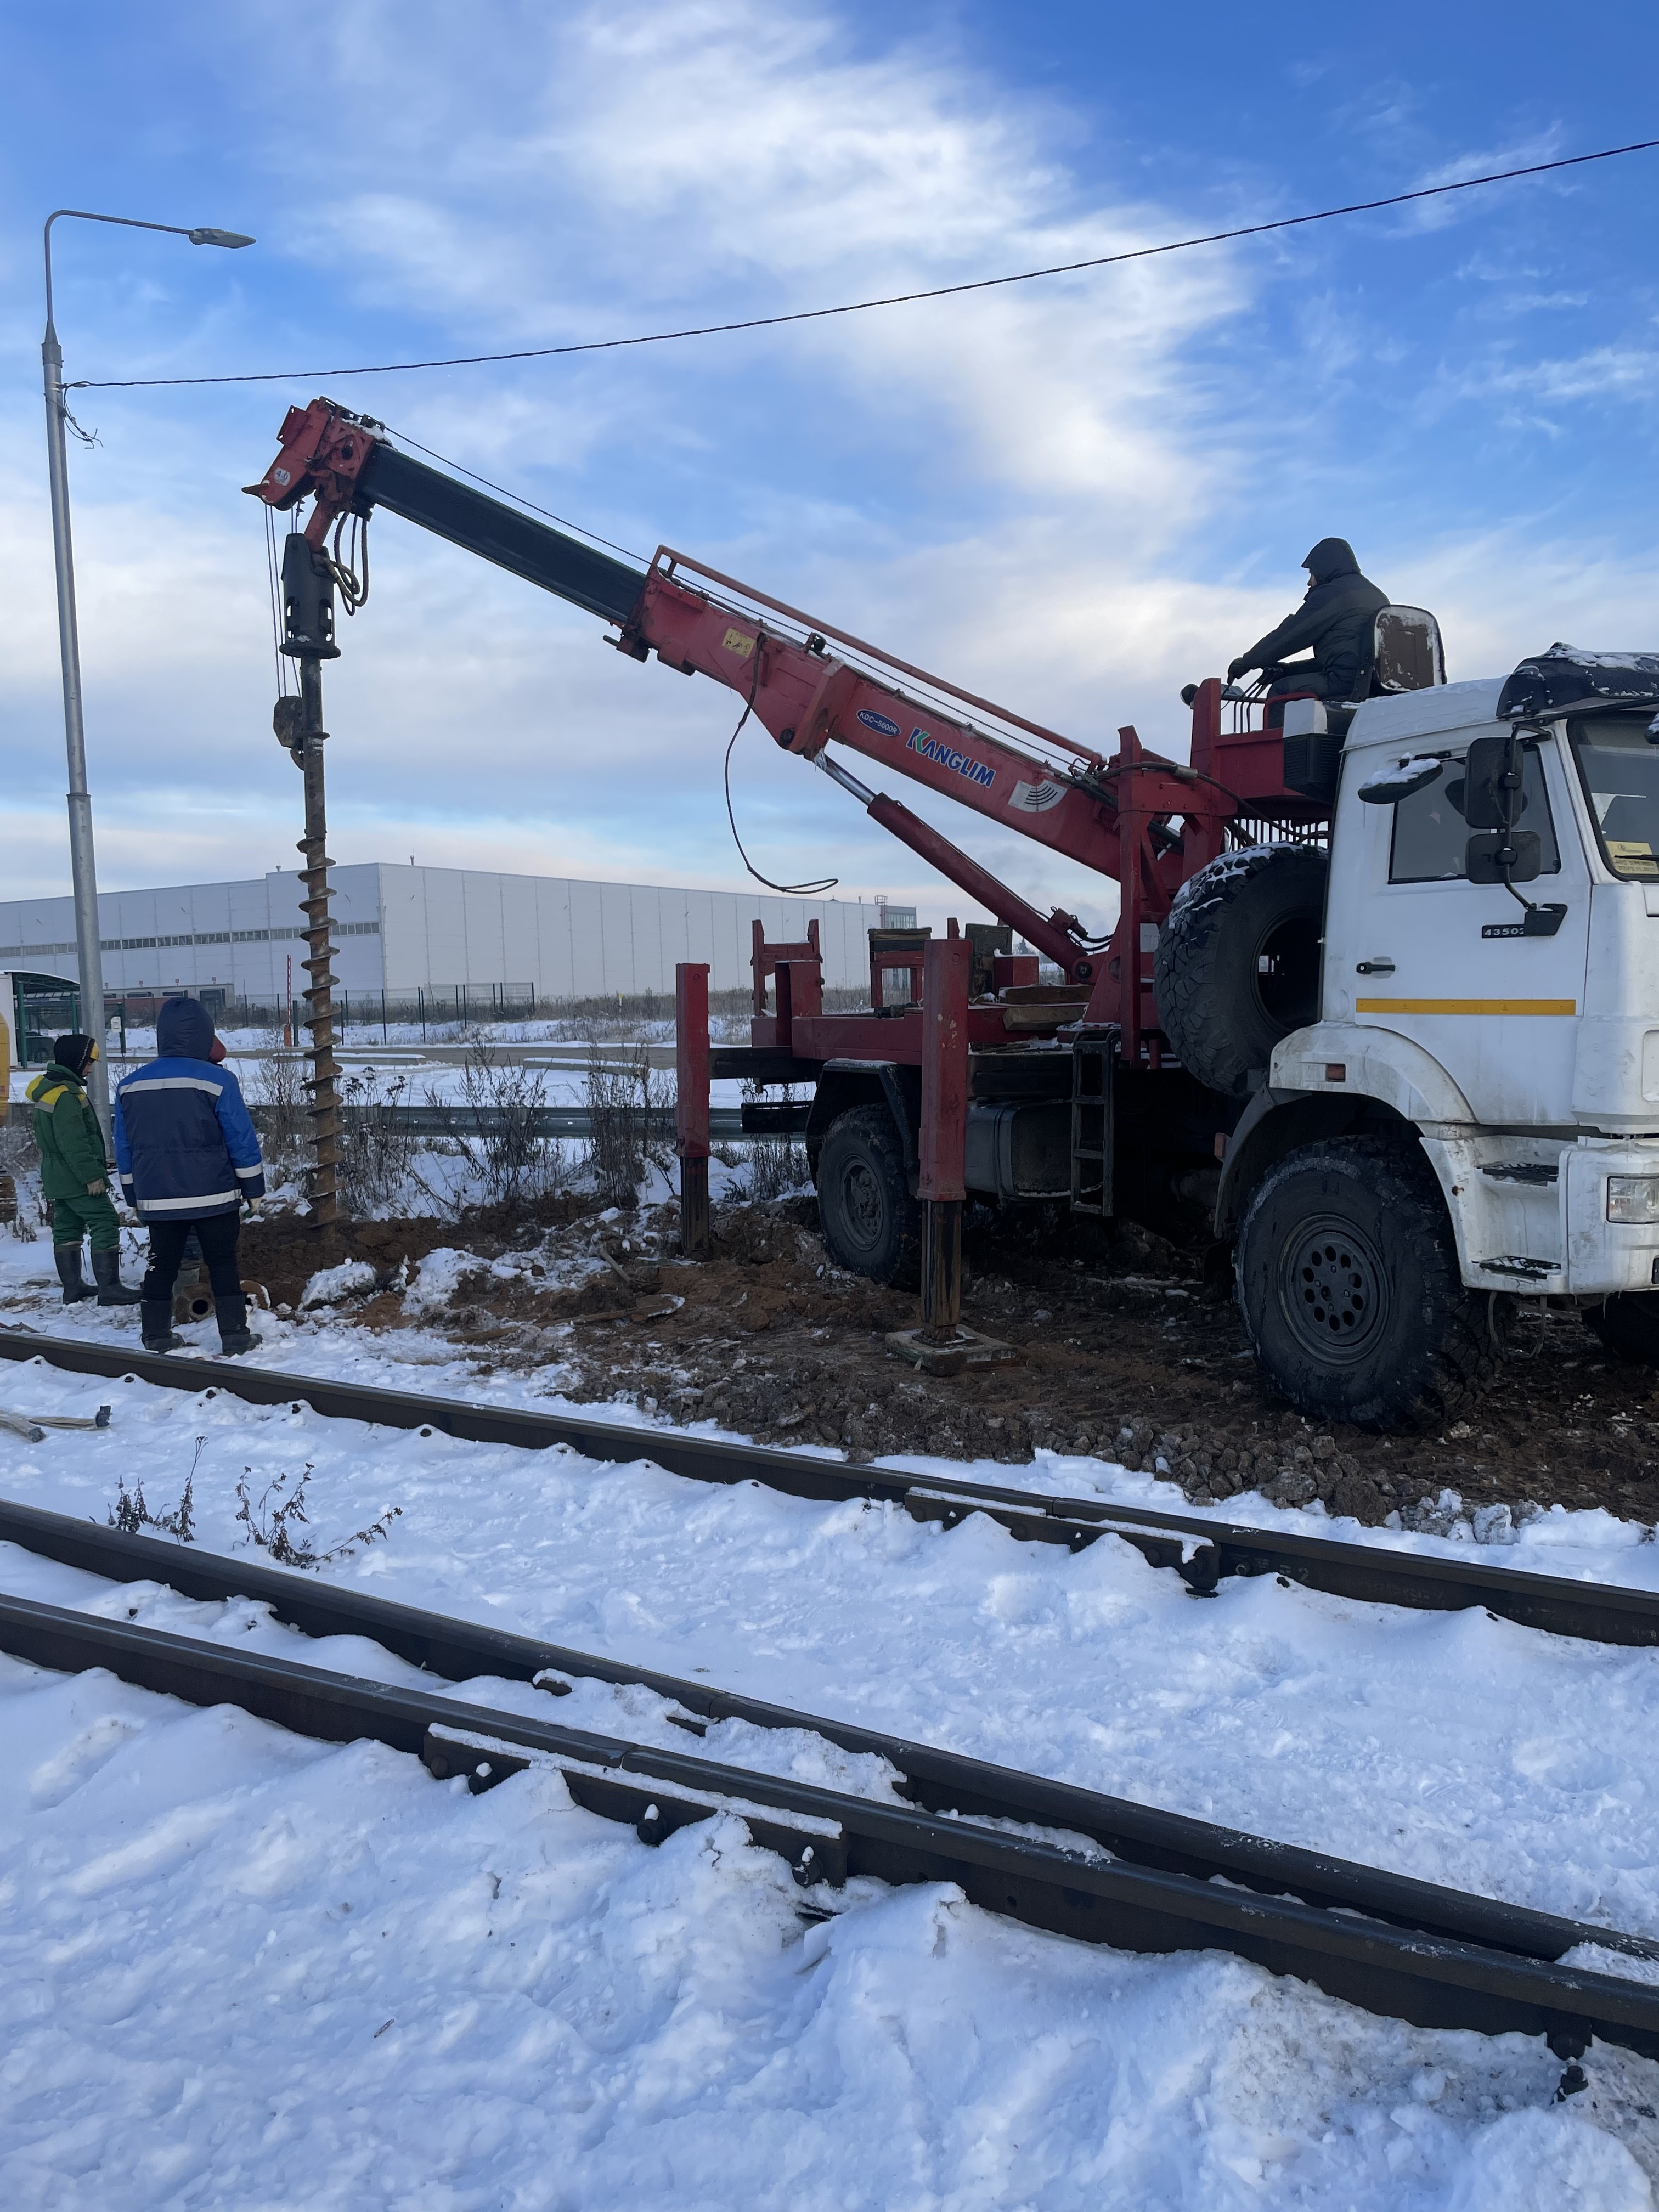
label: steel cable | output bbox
[70,137,1659,391]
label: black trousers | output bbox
[1265,668,1331,701]
[142,1211,242,1304]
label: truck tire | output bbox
[1584,1294,1659,1364]
[816,1105,921,1288]
[1235,1135,1492,1430]
[1155,844,1328,1096]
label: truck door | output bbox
[1329,732,1590,1124]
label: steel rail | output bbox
[8,1329,1659,1646]
[1,1490,1639,1967]
[3,1555,1658,2063]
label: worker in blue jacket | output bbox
[114,996,266,1357]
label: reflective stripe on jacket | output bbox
[26,1063,108,1205]
[114,1058,266,1220]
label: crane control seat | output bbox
[1279,605,1447,799]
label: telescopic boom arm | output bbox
[247,398,1289,998]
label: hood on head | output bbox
[51,1033,95,1078]
[157,996,216,1061]
[1302,537,1359,584]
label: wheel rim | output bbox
[837,1158,885,1256]
[1275,1211,1390,1365]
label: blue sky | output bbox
[2,0,1656,936]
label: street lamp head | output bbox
[188,228,256,248]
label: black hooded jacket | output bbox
[1238,538,1389,699]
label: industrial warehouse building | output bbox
[0,864,893,1017]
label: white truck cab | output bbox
[1193,655,1659,1425]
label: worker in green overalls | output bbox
[26,1033,142,1307]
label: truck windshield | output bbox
[1569,715,1659,879]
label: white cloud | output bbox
[1477,345,1659,403]
[4,0,1655,952]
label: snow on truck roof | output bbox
[1346,678,1506,751]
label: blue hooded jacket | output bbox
[114,998,266,1220]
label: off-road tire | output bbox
[1155,844,1328,1096]
[1583,1294,1659,1365]
[1235,1135,1493,1430]
[816,1105,922,1288]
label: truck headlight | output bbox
[1607,1176,1659,1223]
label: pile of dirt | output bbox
[239,1187,611,1311]
[293,1190,1659,1531]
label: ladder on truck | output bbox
[1070,1037,1114,1217]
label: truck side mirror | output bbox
[1466,830,1542,885]
[1460,733,1524,830]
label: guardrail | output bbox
[3,1100,811,1138]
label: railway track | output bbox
[3,1495,1658,2070]
[5,1327,1659,1650]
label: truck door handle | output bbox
[1355,958,1395,975]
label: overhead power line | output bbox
[75,137,1659,393]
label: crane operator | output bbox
[1227,537,1389,707]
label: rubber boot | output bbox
[215,1293,262,1358]
[140,1299,187,1353]
[54,1244,97,1305]
[91,1248,143,1307]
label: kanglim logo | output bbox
[907,727,996,789]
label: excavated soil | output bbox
[252,1194,1659,1532]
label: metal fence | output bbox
[211,979,871,1041]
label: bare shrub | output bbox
[741,1081,808,1201]
[248,1031,309,1184]
[747,1128,809,1202]
[585,1046,674,1210]
[109,1437,203,1541]
[235,1463,402,1568]
[338,1068,420,1213]
[435,1042,563,1209]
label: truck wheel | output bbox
[1584,1294,1659,1364]
[816,1105,921,1287]
[1155,844,1328,1096]
[1236,1136,1492,1430]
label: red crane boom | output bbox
[247,396,1322,1046]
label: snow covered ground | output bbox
[4,1349,1659,1928]
[8,1242,1659,2197]
[4,1378,1659,2204]
[9,1046,736,1113]
[5,1654,1656,2211]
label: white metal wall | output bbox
[1,865,881,1002]
[377,865,878,994]
[0,866,385,1004]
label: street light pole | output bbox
[41,209,254,1144]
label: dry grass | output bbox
[584,1046,674,1210]
[246,1030,309,1184]
[338,1068,421,1212]
[234,1462,402,1569]
[433,1042,566,1209]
